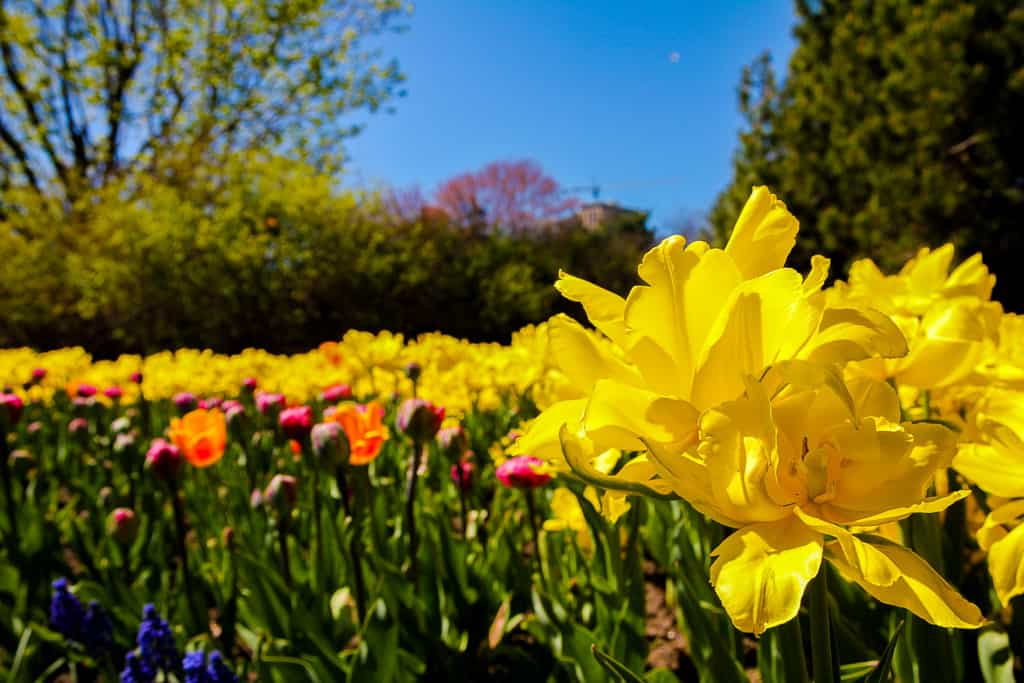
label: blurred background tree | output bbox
[710,0,1024,302]
[432,159,579,233]
[0,0,408,206]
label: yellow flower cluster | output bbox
[0,328,564,416]
[515,186,1011,635]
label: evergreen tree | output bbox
[711,0,1024,303]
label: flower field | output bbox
[1,187,1023,682]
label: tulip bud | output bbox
[107,508,139,545]
[222,399,244,419]
[311,422,349,469]
[76,384,97,398]
[263,474,298,514]
[321,384,353,403]
[496,456,551,489]
[110,417,132,434]
[279,406,313,441]
[97,486,114,509]
[0,392,24,427]
[255,392,286,417]
[242,377,259,392]
[437,425,469,460]
[145,438,184,483]
[396,398,444,442]
[26,421,42,435]
[68,417,89,435]
[129,371,143,384]
[113,431,138,455]
[249,488,264,509]
[72,397,97,413]
[173,392,197,412]
[31,367,47,383]
[9,449,34,477]
[450,461,475,492]
[103,386,123,401]
[405,362,422,382]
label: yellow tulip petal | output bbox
[827,420,955,516]
[582,379,698,451]
[724,186,799,280]
[977,500,1024,551]
[709,517,823,635]
[847,375,902,424]
[793,509,903,587]
[897,337,981,389]
[623,235,699,392]
[989,532,1024,605]
[642,436,742,527]
[555,271,628,346]
[954,441,1024,499]
[944,252,995,300]
[984,513,1024,605]
[558,425,673,498]
[825,536,984,629]
[692,269,821,410]
[766,360,858,422]
[977,389,1024,443]
[822,490,971,528]
[800,307,908,364]
[511,399,586,467]
[547,314,642,393]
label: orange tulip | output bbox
[319,341,344,367]
[331,401,389,465]
[169,408,227,468]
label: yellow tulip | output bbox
[516,186,983,635]
[832,245,1003,390]
[636,375,982,634]
[953,387,1024,605]
[515,186,906,481]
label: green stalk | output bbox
[171,485,203,630]
[809,566,836,683]
[455,463,468,538]
[404,440,423,579]
[524,488,545,586]
[0,426,17,554]
[336,466,367,620]
[277,514,292,589]
[311,458,323,588]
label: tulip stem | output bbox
[456,464,468,538]
[311,461,323,586]
[171,486,202,630]
[278,516,292,589]
[0,429,18,555]
[336,466,367,621]
[809,565,836,683]
[524,488,545,586]
[404,440,423,579]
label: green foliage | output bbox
[710,0,1024,303]
[0,154,654,354]
[0,0,408,203]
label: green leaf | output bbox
[865,619,903,683]
[591,644,645,683]
[977,628,1015,683]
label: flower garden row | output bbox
[1,187,1023,681]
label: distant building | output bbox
[576,202,647,231]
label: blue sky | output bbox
[344,2,797,231]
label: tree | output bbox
[433,159,578,232]
[710,0,1024,303]
[0,0,408,203]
